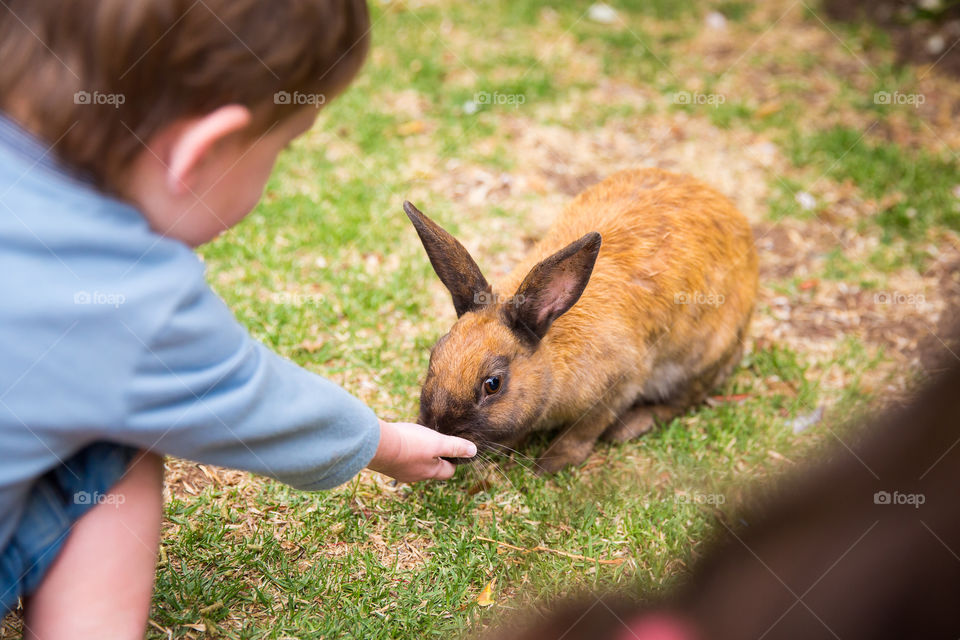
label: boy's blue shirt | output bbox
[0,115,380,552]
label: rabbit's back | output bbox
[498,168,757,407]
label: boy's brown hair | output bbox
[0,0,369,193]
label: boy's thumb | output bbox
[445,436,477,458]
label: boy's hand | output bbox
[368,419,477,482]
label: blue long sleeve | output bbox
[0,113,379,554]
[120,266,380,490]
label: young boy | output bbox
[0,1,476,637]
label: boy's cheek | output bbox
[203,159,277,239]
[173,194,260,246]
[180,131,289,245]
[201,197,261,244]
[234,173,272,219]
[175,215,228,248]
[228,185,265,224]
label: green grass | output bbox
[787,126,960,237]
[131,0,958,637]
[150,334,879,637]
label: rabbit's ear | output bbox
[404,201,493,317]
[507,232,601,342]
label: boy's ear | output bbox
[166,105,253,194]
[403,201,492,317]
[506,232,602,342]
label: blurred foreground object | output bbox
[490,347,960,640]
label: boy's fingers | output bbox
[432,458,456,480]
[438,435,477,459]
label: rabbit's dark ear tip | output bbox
[582,231,602,250]
[403,200,421,219]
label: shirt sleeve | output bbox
[117,269,380,491]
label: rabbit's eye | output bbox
[482,376,501,395]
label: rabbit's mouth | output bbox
[442,455,477,465]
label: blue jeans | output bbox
[0,442,137,615]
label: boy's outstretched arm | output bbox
[110,250,474,488]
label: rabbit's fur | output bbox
[406,168,758,473]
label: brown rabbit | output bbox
[405,168,758,473]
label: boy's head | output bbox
[0,0,369,245]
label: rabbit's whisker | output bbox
[486,441,535,462]
[476,451,526,495]
[484,442,536,472]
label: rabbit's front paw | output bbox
[535,440,593,474]
[600,404,681,443]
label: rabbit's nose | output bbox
[417,406,439,432]
[424,414,461,437]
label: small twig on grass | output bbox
[147,619,172,640]
[711,393,751,402]
[475,536,625,565]
[706,393,752,406]
[198,601,224,615]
